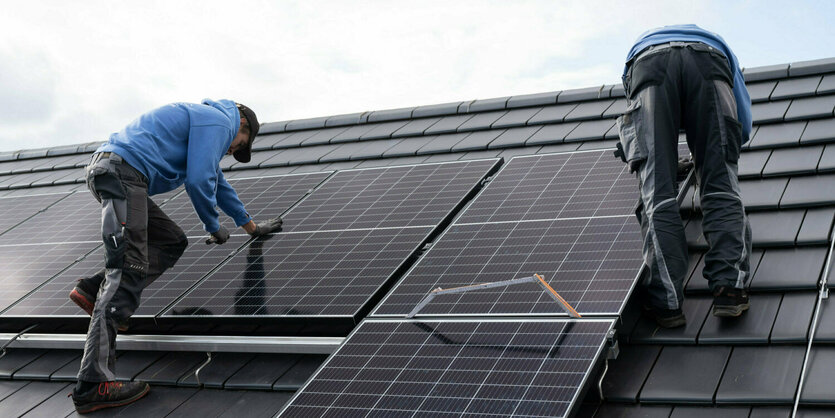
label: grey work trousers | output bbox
[77,152,188,382]
[618,41,752,310]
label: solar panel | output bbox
[0,242,99,312]
[0,192,69,236]
[164,227,433,318]
[161,172,331,237]
[3,235,250,317]
[280,318,614,418]
[0,192,101,244]
[281,160,500,232]
[456,151,637,224]
[373,216,643,317]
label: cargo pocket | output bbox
[104,226,127,269]
[617,99,648,173]
[724,116,742,163]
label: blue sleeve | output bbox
[216,170,251,227]
[184,125,228,233]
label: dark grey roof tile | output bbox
[740,177,788,210]
[329,124,376,143]
[273,130,320,149]
[16,149,48,159]
[422,152,466,163]
[684,252,707,292]
[225,354,300,390]
[230,150,280,170]
[670,406,752,418]
[393,117,441,137]
[818,144,835,172]
[800,118,835,145]
[34,169,83,187]
[781,175,835,208]
[698,293,781,344]
[7,171,61,190]
[610,83,626,98]
[527,103,578,124]
[738,149,772,178]
[577,139,619,150]
[0,349,47,378]
[593,404,673,418]
[770,76,823,100]
[321,160,360,171]
[799,347,835,404]
[715,346,804,404]
[784,95,835,121]
[456,111,506,132]
[460,149,502,161]
[818,74,835,95]
[273,354,327,390]
[12,350,78,381]
[536,143,582,154]
[382,136,433,157]
[771,292,815,343]
[178,352,256,388]
[266,144,336,166]
[319,140,394,162]
[747,81,778,103]
[300,126,349,146]
[285,116,328,131]
[98,386,200,417]
[601,345,661,402]
[796,207,835,244]
[135,351,207,385]
[367,107,414,122]
[557,86,604,102]
[417,133,469,154]
[450,130,502,152]
[506,91,559,108]
[743,64,789,82]
[425,114,475,134]
[748,121,807,149]
[0,381,68,417]
[357,155,428,168]
[640,345,730,403]
[564,119,616,142]
[0,151,17,162]
[497,146,539,160]
[491,107,542,128]
[526,122,580,146]
[166,389,249,418]
[631,295,711,344]
[254,132,294,150]
[40,154,89,170]
[790,57,835,77]
[748,210,805,247]
[487,126,542,149]
[113,351,166,381]
[466,97,509,112]
[750,247,827,290]
[686,251,763,294]
[602,98,628,118]
[412,102,462,118]
[360,120,409,140]
[325,112,366,127]
[46,144,82,156]
[815,296,835,342]
[564,100,615,121]
[258,121,286,135]
[216,390,292,418]
[751,100,791,123]
[761,145,824,177]
[81,142,104,153]
[288,163,335,174]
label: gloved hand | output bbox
[205,226,230,245]
[677,156,694,182]
[249,217,283,237]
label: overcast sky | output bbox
[0,0,832,152]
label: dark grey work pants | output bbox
[78,152,188,382]
[619,41,752,310]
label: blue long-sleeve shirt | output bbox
[624,24,752,142]
[97,99,250,233]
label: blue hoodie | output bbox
[97,99,250,233]
[624,24,753,142]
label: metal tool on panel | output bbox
[406,273,581,318]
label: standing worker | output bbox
[70,99,282,413]
[617,25,753,328]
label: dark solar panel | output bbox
[0,242,99,312]
[0,192,69,236]
[281,160,500,232]
[0,192,101,244]
[162,172,331,236]
[374,216,643,317]
[456,151,637,224]
[3,235,250,317]
[164,227,433,318]
[280,318,614,417]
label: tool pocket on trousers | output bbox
[724,116,743,163]
[617,99,648,173]
[103,227,127,269]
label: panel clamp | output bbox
[0,324,38,361]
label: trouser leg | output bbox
[145,197,188,286]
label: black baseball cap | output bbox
[234,103,259,163]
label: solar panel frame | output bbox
[279,318,615,418]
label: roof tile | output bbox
[413,101,462,118]
[491,107,542,128]
[743,64,789,82]
[747,81,778,103]
[698,293,781,344]
[393,117,441,137]
[770,76,823,100]
[818,74,835,95]
[381,136,432,158]
[527,103,578,125]
[325,112,367,127]
[748,121,806,149]
[330,124,376,143]
[761,145,824,177]
[770,292,815,343]
[740,177,788,210]
[601,345,661,402]
[789,57,835,77]
[300,126,350,146]
[640,345,730,403]
[456,111,506,132]
[487,126,542,149]
[557,86,604,102]
[796,207,835,244]
[425,114,474,134]
[564,119,616,142]
[366,107,414,123]
[505,91,559,108]
[465,97,509,112]
[780,175,835,208]
[631,296,711,344]
[751,100,790,123]
[360,120,410,140]
[799,118,835,144]
[564,100,615,121]
[715,346,804,404]
[784,95,835,121]
[450,130,502,152]
[602,98,627,118]
[750,247,827,290]
[417,133,469,154]
[285,116,328,131]
[525,123,579,146]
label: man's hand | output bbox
[245,218,283,237]
[205,226,230,245]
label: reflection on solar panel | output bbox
[3,235,250,317]
[162,172,331,236]
[0,193,69,236]
[280,318,614,417]
[457,151,637,224]
[0,193,101,244]
[165,227,433,318]
[0,242,98,312]
[281,160,500,232]
[374,216,643,316]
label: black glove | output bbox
[249,217,283,237]
[677,156,694,182]
[205,226,230,245]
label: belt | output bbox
[628,41,714,67]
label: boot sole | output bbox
[74,384,150,414]
[713,302,750,317]
[69,289,130,332]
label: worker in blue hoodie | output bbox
[70,99,282,413]
[617,25,753,329]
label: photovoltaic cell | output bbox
[3,235,250,317]
[165,227,434,318]
[0,192,101,244]
[280,318,614,418]
[161,172,331,237]
[373,216,643,317]
[281,160,500,233]
[456,151,637,224]
[0,242,98,312]
[0,193,69,236]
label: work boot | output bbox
[644,305,686,329]
[70,280,130,332]
[712,286,749,317]
[71,381,150,414]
